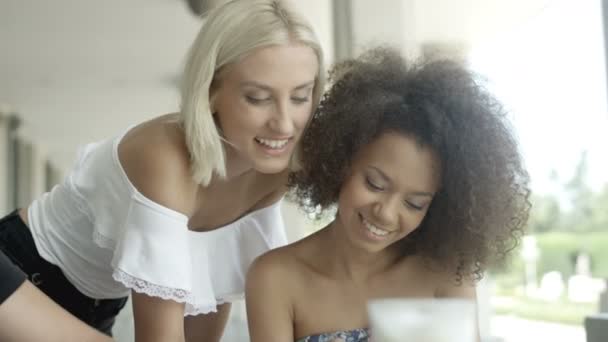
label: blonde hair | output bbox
[179,0,325,186]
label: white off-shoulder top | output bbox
[27,127,287,315]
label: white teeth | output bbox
[363,218,389,236]
[255,138,289,149]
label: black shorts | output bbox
[0,242,26,304]
[0,210,128,336]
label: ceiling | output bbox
[0,0,557,170]
[0,0,201,168]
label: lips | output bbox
[359,213,392,239]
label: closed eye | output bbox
[245,95,270,104]
[404,201,424,211]
[291,96,310,104]
[366,177,384,191]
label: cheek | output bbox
[398,213,428,236]
[336,191,351,213]
[340,181,374,210]
[294,106,313,127]
[222,107,264,130]
[337,184,358,214]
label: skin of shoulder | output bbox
[391,255,478,300]
[246,241,306,342]
[426,260,480,342]
[118,114,199,217]
[117,115,196,342]
[119,116,291,342]
[246,241,303,301]
[433,268,477,299]
[247,232,480,341]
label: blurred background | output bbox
[1,0,607,341]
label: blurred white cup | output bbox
[367,298,476,342]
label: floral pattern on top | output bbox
[295,328,370,342]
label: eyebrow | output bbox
[240,80,315,91]
[368,166,435,197]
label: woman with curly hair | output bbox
[245,47,530,342]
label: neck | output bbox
[321,220,400,282]
[222,142,254,181]
[203,144,255,194]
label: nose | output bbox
[372,196,399,228]
[268,100,295,135]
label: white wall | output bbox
[347,0,553,60]
[292,0,335,67]
[0,113,9,214]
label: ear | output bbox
[208,82,220,116]
[209,93,217,116]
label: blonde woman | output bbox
[0,0,325,341]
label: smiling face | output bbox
[334,132,441,254]
[211,43,319,175]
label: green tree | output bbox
[527,153,607,233]
[528,193,562,233]
[561,152,606,232]
[586,184,608,232]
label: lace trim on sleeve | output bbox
[112,269,194,303]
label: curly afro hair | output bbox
[289,47,531,281]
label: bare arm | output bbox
[184,303,232,342]
[132,292,186,342]
[0,281,113,342]
[182,184,287,342]
[120,123,199,342]
[246,252,295,342]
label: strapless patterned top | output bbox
[295,328,370,342]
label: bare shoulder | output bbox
[430,265,477,299]
[118,114,198,216]
[388,254,476,299]
[427,261,480,341]
[436,278,477,299]
[248,243,300,284]
[246,231,306,341]
[247,235,316,291]
[245,245,298,323]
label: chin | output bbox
[253,160,290,174]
